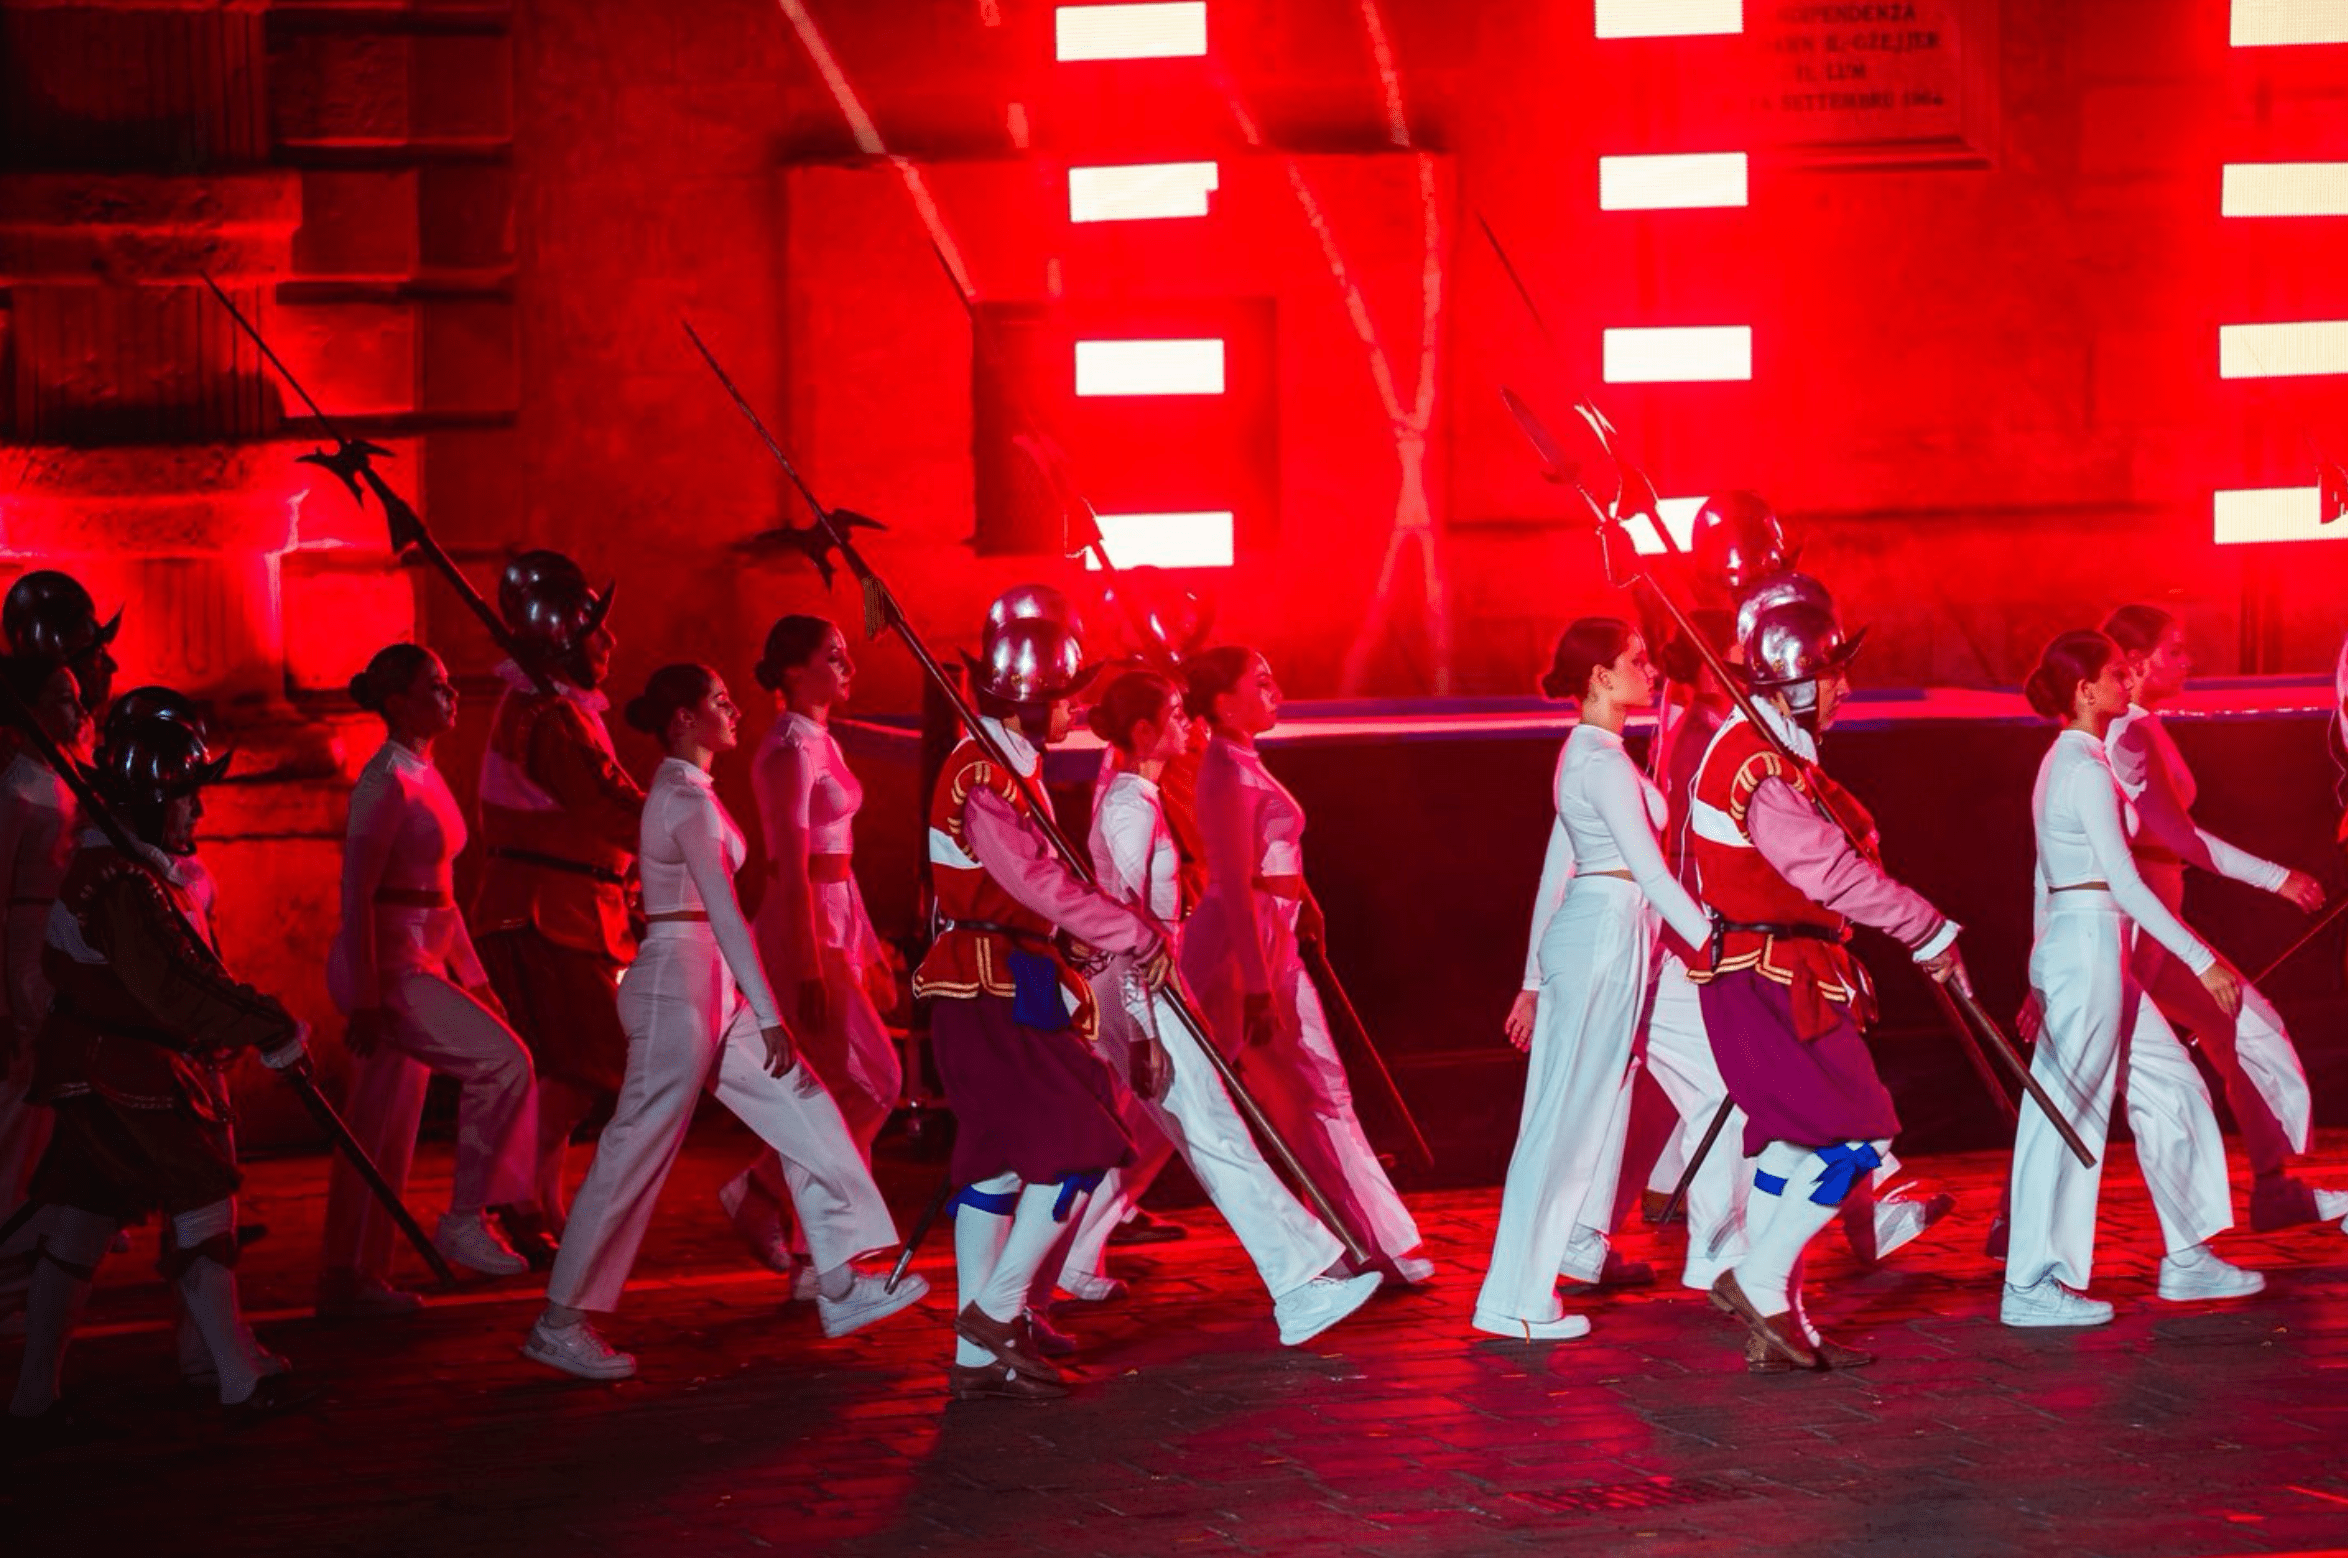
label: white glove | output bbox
[259,1021,312,1072]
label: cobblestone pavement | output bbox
[9,1122,2348,1558]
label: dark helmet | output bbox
[95,715,230,855]
[1101,568,1214,666]
[3,570,121,708]
[1690,492,1793,595]
[102,685,211,751]
[498,550,614,665]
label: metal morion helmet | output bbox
[498,550,615,663]
[95,714,231,855]
[985,582,1082,642]
[102,685,211,752]
[1733,571,1838,651]
[1690,492,1792,594]
[1741,582,1867,723]
[2,570,119,664]
[973,612,1089,707]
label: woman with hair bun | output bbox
[710,617,904,1288]
[1473,620,1720,1341]
[2098,605,2341,1233]
[319,645,541,1314]
[522,664,921,1381]
[1054,669,1383,1343]
[2004,629,2260,1329]
[1180,646,1431,1285]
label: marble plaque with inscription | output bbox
[1741,0,1998,168]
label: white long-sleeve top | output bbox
[2032,728,2215,974]
[0,750,76,1040]
[640,756,783,1028]
[1090,769,1181,926]
[328,739,487,1013]
[751,711,882,979]
[2105,703,2287,891]
[1521,723,1715,990]
[1189,735,1307,998]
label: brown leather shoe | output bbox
[1709,1271,1818,1370]
[1810,1333,1875,1370]
[947,1362,1068,1402]
[1743,1332,1797,1374]
[1023,1309,1078,1358]
[953,1303,1064,1385]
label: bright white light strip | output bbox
[1075,338,1225,396]
[1083,511,1236,569]
[2222,162,2348,216]
[2214,486,2336,543]
[1603,326,1752,383]
[1055,3,1207,60]
[1599,153,1748,210]
[2229,0,2348,47]
[2219,320,2348,378]
[1069,161,1220,223]
[1627,497,1706,556]
[1595,0,1742,39]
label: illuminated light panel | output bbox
[1603,326,1752,383]
[1069,161,1220,223]
[1074,338,1225,396]
[2219,320,2348,378]
[2213,486,2338,543]
[2230,0,2348,46]
[1083,511,1236,569]
[1599,153,1748,210]
[1054,3,1207,60]
[2222,161,2348,216]
[1595,0,1742,39]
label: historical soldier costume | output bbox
[6,716,306,1426]
[470,551,639,1254]
[915,597,1163,1401]
[1688,585,1967,1371]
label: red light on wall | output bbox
[1082,511,1236,569]
[1075,338,1226,396]
[1603,326,1752,383]
[1055,3,1208,61]
[1595,0,1742,39]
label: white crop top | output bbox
[2031,728,2213,974]
[639,757,782,1027]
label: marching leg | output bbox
[8,1206,113,1420]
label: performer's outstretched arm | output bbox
[1745,779,1956,962]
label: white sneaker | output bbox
[1274,1271,1382,1346]
[1471,1306,1592,1342]
[1391,1254,1436,1285]
[521,1318,637,1380]
[2000,1278,2115,1329]
[2157,1245,2266,1302]
[816,1271,931,1338]
[435,1211,529,1277]
[1058,1272,1129,1303]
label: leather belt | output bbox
[2049,880,2110,894]
[488,847,628,887]
[1708,916,1844,973]
[645,909,710,924]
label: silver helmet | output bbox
[972,614,1089,707]
[985,583,1081,641]
[103,685,211,752]
[1733,571,1837,649]
[1691,492,1792,594]
[498,550,614,664]
[1741,588,1866,719]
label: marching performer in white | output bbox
[1181,647,1431,1283]
[521,664,920,1380]
[717,615,905,1286]
[2004,629,2261,1328]
[1475,620,1719,1341]
[2100,604,2341,1232]
[1060,668,1381,1344]
[319,644,540,1313]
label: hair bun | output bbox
[1537,670,1573,700]
[347,669,377,711]
[622,694,662,734]
[753,662,781,693]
